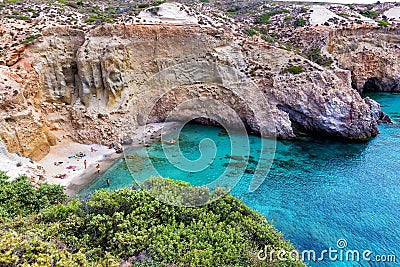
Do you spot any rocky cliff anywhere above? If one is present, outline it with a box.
[327,27,400,93]
[0,22,384,161]
[0,7,399,160]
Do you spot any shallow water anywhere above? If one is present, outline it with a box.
[80,93,400,266]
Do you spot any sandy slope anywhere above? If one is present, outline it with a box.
[384,7,400,22]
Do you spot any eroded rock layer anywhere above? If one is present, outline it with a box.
[0,24,385,160]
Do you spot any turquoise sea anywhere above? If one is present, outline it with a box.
[80,93,400,266]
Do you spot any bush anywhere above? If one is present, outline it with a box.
[0,172,66,219]
[283,66,304,74]
[360,10,378,19]
[243,29,257,36]
[255,9,290,24]
[294,18,307,27]
[377,19,390,26]
[0,230,89,266]
[0,176,304,266]
[337,13,350,17]
[284,16,292,22]
[21,34,41,44]
[138,3,149,8]
[305,48,334,67]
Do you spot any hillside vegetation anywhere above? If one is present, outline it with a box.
[0,173,303,266]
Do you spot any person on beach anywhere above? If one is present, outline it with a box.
[84,159,87,169]
[96,163,101,174]
[106,178,110,186]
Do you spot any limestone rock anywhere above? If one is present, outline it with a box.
[0,24,389,161]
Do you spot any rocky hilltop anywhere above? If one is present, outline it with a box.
[0,0,399,161]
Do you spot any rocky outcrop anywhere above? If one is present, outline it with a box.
[0,141,45,184]
[327,27,400,93]
[364,97,393,123]
[0,23,384,160]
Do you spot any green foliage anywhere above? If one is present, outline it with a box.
[85,13,112,23]
[0,230,89,266]
[360,10,378,19]
[243,29,257,36]
[97,113,105,119]
[21,34,41,44]
[57,0,78,8]
[200,0,210,2]
[377,19,390,27]
[255,9,290,24]
[256,13,271,24]
[305,48,334,67]
[280,42,300,53]
[17,15,31,20]
[294,18,307,27]
[0,175,303,266]
[283,66,304,75]
[0,172,66,219]
[337,13,350,17]
[284,16,292,22]
[153,0,165,5]
[300,7,309,13]
[138,3,149,8]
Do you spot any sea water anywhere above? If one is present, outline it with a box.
[80,93,400,267]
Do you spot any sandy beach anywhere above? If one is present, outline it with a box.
[38,122,178,197]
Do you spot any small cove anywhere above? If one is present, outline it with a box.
[80,93,400,266]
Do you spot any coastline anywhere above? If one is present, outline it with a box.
[39,122,179,197]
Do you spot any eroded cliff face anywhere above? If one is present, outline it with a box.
[0,24,382,160]
[327,27,400,92]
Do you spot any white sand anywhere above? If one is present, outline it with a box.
[38,122,177,196]
[138,2,198,24]
[309,6,345,26]
[0,142,42,180]
[38,141,116,187]
[384,7,400,22]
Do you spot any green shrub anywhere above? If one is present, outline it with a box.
[17,15,30,21]
[21,34,41,44]
[284,16,292,22]
[360,10,378,19]
[57,0,78,8]
[294,18,307,27]
[255,9,290,24]
[283,66,304,74]
[337,13,350,17]
[305,48,334,67]
[85,13,112,23]
[0,172,66,219]
[0,176,304,266]
[377,19,390,26]
[256,13,271,24]
[243,29,257,36]
[138,3,149,8]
